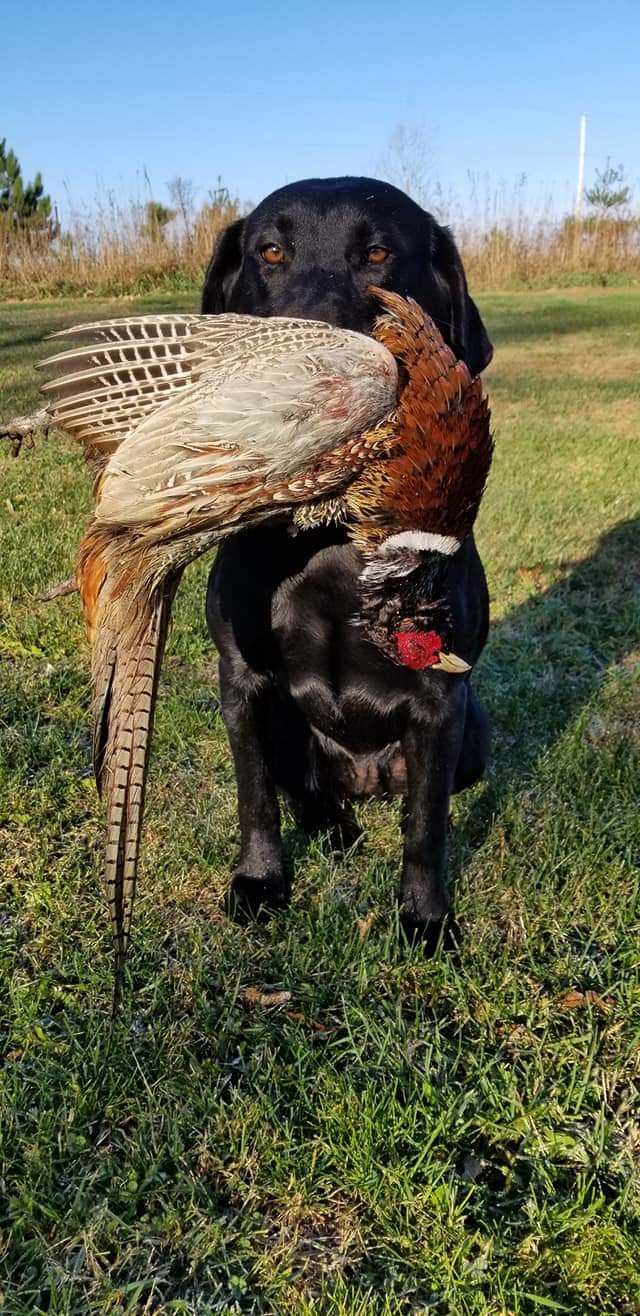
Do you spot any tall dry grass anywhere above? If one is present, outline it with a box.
[459,213,640,288]
[379,136,640,289]
[1,176,639,299]
[0,189,240,300]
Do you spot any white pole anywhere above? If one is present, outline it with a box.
[575,113,587,217]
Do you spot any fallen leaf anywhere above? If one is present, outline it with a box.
[517,564,546,588]
[4,1048,23,1062]
[497,1022,533,1047]
[285,1010,331,1033]
[558,989,614,1013]
[239,987,292,1009]
[357,912,376,941]
[620,649,640,673]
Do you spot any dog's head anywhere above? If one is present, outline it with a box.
[201,176,492,376]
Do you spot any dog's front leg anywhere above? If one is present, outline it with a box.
[399,682,467,941]
[218,658,289,915]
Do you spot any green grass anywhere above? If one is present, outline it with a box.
[1,287,639,1315]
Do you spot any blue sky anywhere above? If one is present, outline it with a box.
[4,0,638,220]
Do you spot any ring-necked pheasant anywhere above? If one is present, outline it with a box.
[39,288,492,997]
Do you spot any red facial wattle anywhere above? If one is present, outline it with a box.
[393,629,443,670]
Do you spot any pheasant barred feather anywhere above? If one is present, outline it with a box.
[77,527,180,997]
[39,316,203,459]
[39,313,377,462]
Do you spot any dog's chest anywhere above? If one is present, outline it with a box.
[311,730,409,797]
[272,542,434,752]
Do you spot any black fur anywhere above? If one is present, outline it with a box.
[202,177,493,939]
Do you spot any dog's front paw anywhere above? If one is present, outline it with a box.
[225,870,291,923]
[398,885,457,953]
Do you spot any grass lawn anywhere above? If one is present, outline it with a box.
[1,287,639,1314]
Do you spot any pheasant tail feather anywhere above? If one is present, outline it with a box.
[77,529,180,1006]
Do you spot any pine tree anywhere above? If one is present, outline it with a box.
[140,200,177,241]
[0,139,56,231]
[585,159,631,214]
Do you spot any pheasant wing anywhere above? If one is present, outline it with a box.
[38,313,372,462]
[93,335,398,540]
[38,316,204,459]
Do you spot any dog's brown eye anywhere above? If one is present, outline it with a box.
[261,243,285,265]
[366,245,390,265]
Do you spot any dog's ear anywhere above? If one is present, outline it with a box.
[432,224,493,375]
[201,217,246,314]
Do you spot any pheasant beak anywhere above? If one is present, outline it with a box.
[432,650,471,674]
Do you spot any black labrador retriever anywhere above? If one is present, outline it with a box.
[202,176,493,939]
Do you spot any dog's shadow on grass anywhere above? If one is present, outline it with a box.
[453,513,639,869]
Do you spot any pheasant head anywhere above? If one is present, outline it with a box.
[357,532,469,673]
